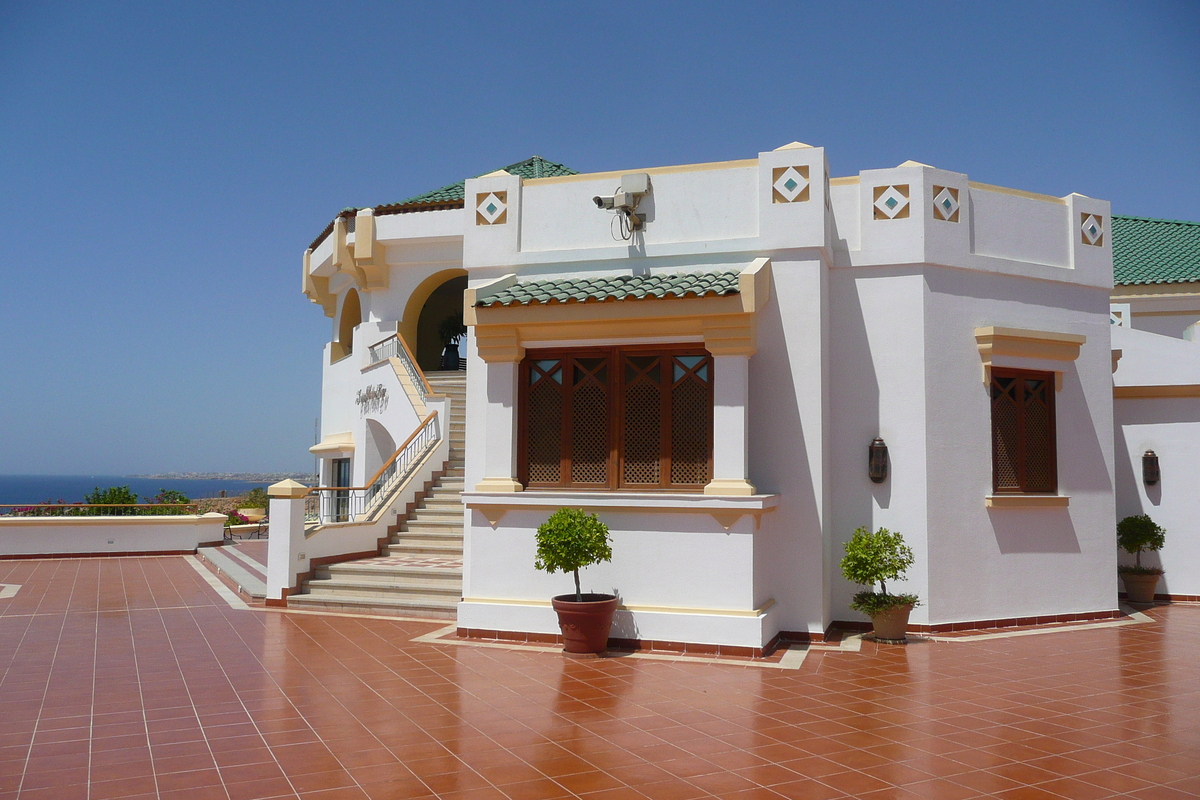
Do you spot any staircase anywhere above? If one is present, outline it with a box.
[288,372,466,618]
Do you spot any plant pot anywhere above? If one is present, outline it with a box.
[238,508,266,523]
[551,593,618,657]
[870,603,914,644]
[1120,571,1162,604]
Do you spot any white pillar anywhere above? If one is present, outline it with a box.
[266,480,309,604]
[474,360,523,492]
[706,354,756,496]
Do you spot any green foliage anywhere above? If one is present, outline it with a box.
[1117,514,1165,569]
[1118,564,1163,576]
[534,508,612,601]
[150,489,191,505]
[84,485,140,516]
[438,312,467,346]
[227,511,251,526]
[840,526,915,594]
[851,591,921,616]
[242,488,270,508]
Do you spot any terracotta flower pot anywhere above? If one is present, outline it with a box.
[1120,571,1162,604]
[870,603,914,644]
[551,593,618,656]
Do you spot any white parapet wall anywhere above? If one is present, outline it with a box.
[0,513,227,557]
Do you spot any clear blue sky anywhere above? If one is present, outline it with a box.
[1,1,1197,475]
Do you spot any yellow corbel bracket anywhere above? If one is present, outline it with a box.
[352,211,388,290]
[332,216,367,290]
[302,249,336,317]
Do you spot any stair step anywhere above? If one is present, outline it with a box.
[197,547,266,599]
[306,579,461,599]
[287,593,458,618]
[322,563,461,582]
[386,542,462,556]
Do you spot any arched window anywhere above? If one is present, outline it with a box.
[332,289,361,362]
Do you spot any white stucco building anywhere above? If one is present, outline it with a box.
[270,145,1199,655]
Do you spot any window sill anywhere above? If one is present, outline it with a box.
[461,490,779,529]
[985,494,1069,508]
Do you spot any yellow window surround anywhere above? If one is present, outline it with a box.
[974,326,1086,390]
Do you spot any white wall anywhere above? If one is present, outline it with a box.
[0,514,226,556]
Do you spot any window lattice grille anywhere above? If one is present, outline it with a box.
[671,375,711,485]
[570,360,609,484]
[527,365,563,484]
[623,378,661,485]
[992,378,1020,490]
[990,370,1055,494]
[1024,380,1053,492]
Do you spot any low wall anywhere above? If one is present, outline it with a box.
[0,513,227,557]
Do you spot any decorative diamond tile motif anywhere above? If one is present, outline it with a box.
[476,191,508,225]
[873,184,910,220]
[1081,213,1104,247]
[933,185,960,222]
[772,165,810,203]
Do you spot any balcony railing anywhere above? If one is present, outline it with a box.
[304,411,441,525]
[0,504,199,517]
[367,334,432,403]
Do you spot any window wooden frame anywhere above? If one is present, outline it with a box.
[517,344,714,491]
[990,367,1057,494]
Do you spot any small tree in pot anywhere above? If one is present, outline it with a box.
[438,313,467,370]
[841,526,920,644]
[1117,514,1165,604]
[535,508,617,657]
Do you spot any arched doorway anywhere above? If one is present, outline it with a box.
[415,275,467,372]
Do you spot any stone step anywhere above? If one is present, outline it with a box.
[401,519,464,532]
[407,509,463,521]
[306,579,461,600]
[287,593,458,619]
[197,547,266,599]
[322,563,461,583]
[386,541,462,557]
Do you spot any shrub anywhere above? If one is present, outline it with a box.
[241,487,270,509]
[438,313,467,347]
[146,489,191,515]
[1117,514,1165,572]
[84,485,139,516]
[227,511,250,526]
[534,508,612,602]
[841,526,920,614]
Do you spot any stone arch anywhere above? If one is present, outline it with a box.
[333,288,362,362]
[400,269,468,372]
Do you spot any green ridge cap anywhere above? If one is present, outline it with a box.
[379,155,578,212]
[478,270,742,307]
[1113,215,1200,286]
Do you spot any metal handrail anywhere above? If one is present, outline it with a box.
[304,411,442,525]
[368,333,432,402]
[0,503,200,517]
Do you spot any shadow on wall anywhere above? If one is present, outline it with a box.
[988,507,1081,554]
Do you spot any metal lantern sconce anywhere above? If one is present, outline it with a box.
[868,437,888,483]
[1143,450,1160,485]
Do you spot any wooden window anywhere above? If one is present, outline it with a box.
[518,346,713,491]
[991,368,1056,493]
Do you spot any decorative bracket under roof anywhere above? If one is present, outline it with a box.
[302,249,336,317]
[975,326,1086,390]
[329,211,388,292]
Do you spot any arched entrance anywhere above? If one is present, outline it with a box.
[332,288,362,362]
[414,275,468,372]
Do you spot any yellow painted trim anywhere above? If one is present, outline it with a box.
[1111,283,1200,298]
[1114,385,1200,398]
[738,258,772,313]
[463,273,517,326]
[522,158,758,186]
[302,249,336,318]
[968,181,1066,206]
[986,495,1070,508]
[460,596,776,618]
[704,479,756,497]
[399,268,469,356]
[829,176,859,186]
[269,479,310,499]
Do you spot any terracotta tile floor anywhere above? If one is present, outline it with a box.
[0,556,1197,800]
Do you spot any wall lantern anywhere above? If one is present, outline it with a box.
[1143,450,1160,485]
[868,437,889,483]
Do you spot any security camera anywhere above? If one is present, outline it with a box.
[593,195,615,210]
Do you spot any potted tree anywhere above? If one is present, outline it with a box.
[438,313,467,370]
[1117,514,1165,604]
[535,508,617,657]
[841,526,921,644]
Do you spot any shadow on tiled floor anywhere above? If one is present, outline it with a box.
[0,555,1197,800]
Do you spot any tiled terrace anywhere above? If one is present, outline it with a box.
[0,555,1197,800]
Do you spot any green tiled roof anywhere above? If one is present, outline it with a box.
[478,271,741,307]
[376,155,578,213]
[308,156,577,251]
[1113,215,1200,285]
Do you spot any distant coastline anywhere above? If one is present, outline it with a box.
[128,472,314,481]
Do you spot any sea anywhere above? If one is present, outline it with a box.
[0,475,277,506]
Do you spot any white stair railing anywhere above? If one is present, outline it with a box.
[368,333,431,405]
[305,411,441,525]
